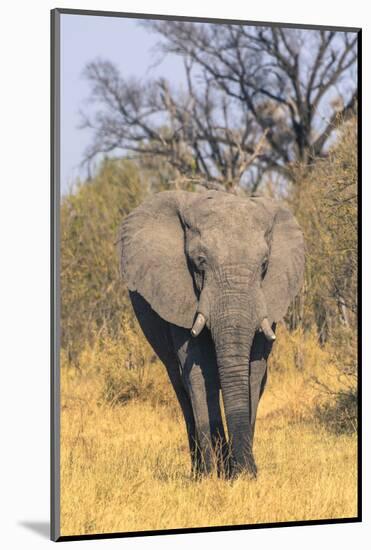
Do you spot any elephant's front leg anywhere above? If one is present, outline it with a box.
[170,327,229,476]
[163,359,202,476]
[187,364,227,476]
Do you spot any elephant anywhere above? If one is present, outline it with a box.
[118,189,304,479]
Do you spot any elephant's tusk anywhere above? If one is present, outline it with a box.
[260,318,276,341]
[191,313,206,337]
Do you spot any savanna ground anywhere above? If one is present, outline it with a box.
[60,325,357,536]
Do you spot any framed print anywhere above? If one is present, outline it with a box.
[51,8,361,541]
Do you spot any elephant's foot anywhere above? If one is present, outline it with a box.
[190,450,213,479]
[191,456,234,480]
[190,461,213,481]
[228,454,258,480]
[190,452,226,480]
[190,439,237,480]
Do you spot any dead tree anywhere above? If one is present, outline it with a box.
[81,24,357,191]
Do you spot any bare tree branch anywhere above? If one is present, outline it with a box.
[81,25,357,191]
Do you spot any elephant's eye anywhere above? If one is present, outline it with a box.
[196,255,206,269]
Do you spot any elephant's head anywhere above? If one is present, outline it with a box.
[119,190,304,475]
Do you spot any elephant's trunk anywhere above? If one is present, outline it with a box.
[210,286,263,477]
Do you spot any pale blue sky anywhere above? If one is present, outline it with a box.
[60,14,186,193]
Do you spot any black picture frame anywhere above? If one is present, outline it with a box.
[51,8,362,542]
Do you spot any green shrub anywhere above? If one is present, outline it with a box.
[61,159,147,360]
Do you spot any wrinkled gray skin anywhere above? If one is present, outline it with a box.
[118,190,304,478]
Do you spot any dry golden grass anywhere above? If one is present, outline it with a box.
[60,326,357,536]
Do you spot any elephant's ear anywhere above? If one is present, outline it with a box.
[118,191,198,328]
[254,198,305,323]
